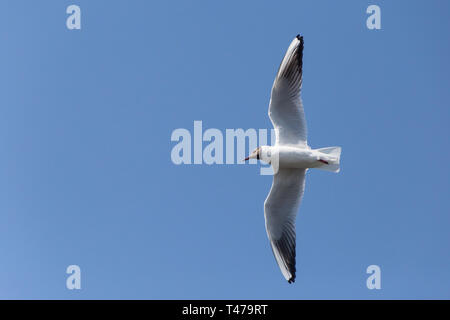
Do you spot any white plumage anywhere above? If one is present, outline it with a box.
[245,35,342,283]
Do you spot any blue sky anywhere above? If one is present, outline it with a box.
[1,0,449,299]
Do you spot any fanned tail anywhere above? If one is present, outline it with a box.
[316,146,341,173]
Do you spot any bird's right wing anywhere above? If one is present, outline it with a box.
[269,35,307,147]
[264,168,306,283]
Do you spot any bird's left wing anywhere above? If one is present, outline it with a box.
[264,168,306,283]
[269,35,307,147]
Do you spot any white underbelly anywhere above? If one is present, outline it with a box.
[275,147,318,169]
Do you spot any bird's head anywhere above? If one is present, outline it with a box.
[244,146,261,161]
[244,146,272,163]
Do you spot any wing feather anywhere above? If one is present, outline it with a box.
[269,35,307,147]
[264,168,306,283]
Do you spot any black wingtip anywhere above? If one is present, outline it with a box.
[296,34,303,42]
[288,276,296,284]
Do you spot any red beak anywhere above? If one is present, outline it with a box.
[244,157,250,161]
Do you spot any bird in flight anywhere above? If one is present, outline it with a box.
[244,35,342,283]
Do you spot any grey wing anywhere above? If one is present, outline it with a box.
[269,35,307,147]
[264,168,306,283]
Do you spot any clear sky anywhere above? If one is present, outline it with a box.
[1,0,449,299]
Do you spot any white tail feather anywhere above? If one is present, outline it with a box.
[316,146,341,173]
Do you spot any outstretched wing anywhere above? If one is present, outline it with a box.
[269,35,307,147]
[264,168,306,283]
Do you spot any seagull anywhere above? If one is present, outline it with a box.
[244,35,342,283]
